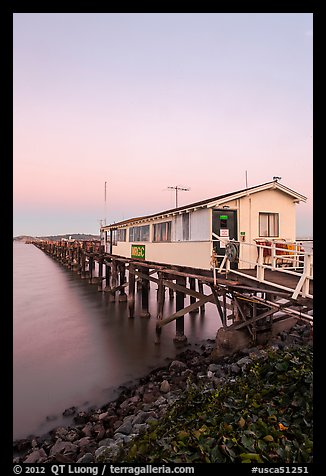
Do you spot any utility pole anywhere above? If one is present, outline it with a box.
[167,185,190,208]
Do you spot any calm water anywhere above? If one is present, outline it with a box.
[13,243,222,440]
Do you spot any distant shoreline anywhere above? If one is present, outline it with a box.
[13,234,100,242]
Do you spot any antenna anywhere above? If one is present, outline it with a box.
[167,185,190,208]
[104,181,107,225]
[245,170,248,189]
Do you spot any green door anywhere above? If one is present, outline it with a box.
[212,209,238,269]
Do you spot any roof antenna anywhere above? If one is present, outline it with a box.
[273,176,282,182]
[245,170,248,189]
[167,185,190,208]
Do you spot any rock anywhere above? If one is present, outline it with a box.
[24,448,47,463]
[207,363,220,372]
[65,429,80,442]
[114,417,133,435]
[129,395,141,404]
[92,422,106,440]
[114,433,134,444]
[236,357,252,367]
[169,360,187,372]
[160,380,170,393]
[77,437,92,447]
[272,317,297,337]
[181,368,193,379]
[142,392,157,404]
[53,453,76,463]
[13,439,32,453]
[212,327,252,359]
[49,439,78,456]
[63,406,77,417]
[98,437,115,447]
[230,363,241,374]
[189,356,201,366]
[77,453,94,463]
[153,396,167,407]
[95,444,121,462]
[54,427,68,440]
[132,410,157,426]
[81,422,94,437]
[73,411,89,424]
[133,423,149,434]
[98,412,109,421]
[207,370,214,378]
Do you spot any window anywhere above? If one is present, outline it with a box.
[182,213,190,241]
[259,213,279,237]
[129,225,150,242]
[153,221,171,242]
[111,229,117,246]
[117,229,126,242]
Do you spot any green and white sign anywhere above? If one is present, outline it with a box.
[131,244,145,260]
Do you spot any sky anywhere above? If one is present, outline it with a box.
[13,13,313,238]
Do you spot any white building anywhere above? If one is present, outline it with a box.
[100,180,306,271]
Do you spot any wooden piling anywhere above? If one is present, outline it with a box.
[110,260,118,302]
[157,271,165,321]
[136,278,143,291]
[128,264,136,318]
[140,267,150,318]
[174,275,187,342]
[118,262,127,302]
[189,277,199,314]
[81,243,87,279]
[88,247,94,283]
[104,260,111,291]
[98,257,103,291]
[197,280,205,313]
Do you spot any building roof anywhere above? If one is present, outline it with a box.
[101,180,307,230]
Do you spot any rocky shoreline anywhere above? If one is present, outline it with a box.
[13,321,312,464]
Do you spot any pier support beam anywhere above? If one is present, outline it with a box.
[88,247,94,283]
[157,272,165,321]
[137,278,143,291]
[81,243,87,278]
[97,258,103,291]
[104,260,111,291]
[140,267,150,318]
[128,265,136,318]
[110,260,118,302]
[118,263,127,302]
[189,277,199,314]
[198,280,205,313]
[174,275,187,343]
[155,271,165,344]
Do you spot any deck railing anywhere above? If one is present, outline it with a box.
[212,234,313,299]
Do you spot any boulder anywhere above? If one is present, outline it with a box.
[49,439,78,457]
[211,327,252,359]
[160,380,170,393]
[24,448,47,463]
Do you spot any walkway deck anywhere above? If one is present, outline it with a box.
[229,268,313,301]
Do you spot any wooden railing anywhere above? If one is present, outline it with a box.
[212,234,313,300]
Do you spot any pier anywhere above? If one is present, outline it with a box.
[30,238,313,353]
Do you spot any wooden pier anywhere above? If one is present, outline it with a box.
[30,239,313,352]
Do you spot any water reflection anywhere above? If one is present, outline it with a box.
[13,243,221,439]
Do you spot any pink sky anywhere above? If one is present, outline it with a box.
[13,13,313,237]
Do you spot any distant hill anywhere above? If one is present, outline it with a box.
[13,235,37,243]
[13,233,100,242]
